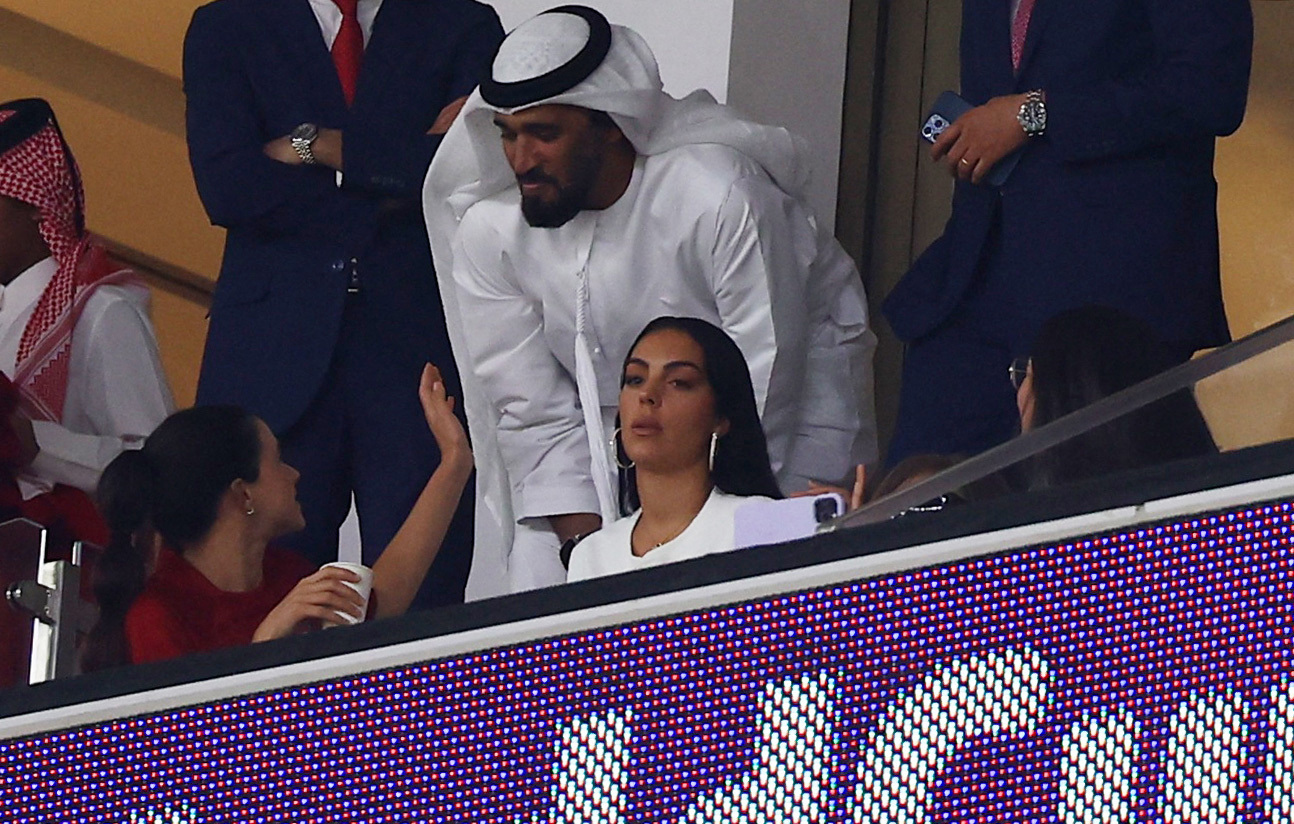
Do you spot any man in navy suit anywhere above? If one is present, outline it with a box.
[183,0,503,606]
[884,0,1252,465]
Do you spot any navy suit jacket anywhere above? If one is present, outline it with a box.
[884,0,1252,352]
[185,0,503,433]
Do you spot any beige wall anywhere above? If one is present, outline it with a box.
[1218,3,1294,336]
[1,0,194,77]
[1195,1,1294,449]
[144,283,208,410]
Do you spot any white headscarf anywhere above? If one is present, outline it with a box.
[427,11,813,235]
[423,8,824,597]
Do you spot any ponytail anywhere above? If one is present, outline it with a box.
[82,449,157,672]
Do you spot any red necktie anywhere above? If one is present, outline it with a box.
[332,0,363,106]
[1011,0,1037,72]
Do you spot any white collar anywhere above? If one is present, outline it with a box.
[0,256,57,315]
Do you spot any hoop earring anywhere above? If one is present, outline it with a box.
[708,432,718,473]
[245,502,255,517]
[610,427,635,470]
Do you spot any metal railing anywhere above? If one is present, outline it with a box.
[825,313,1294,532]
[2,520,99,684]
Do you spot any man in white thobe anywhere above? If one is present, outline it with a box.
[425,6,876,596]
[0,98,173,539]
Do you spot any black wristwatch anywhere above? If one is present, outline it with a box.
[559,532,590,570]
[290,122,319,165]
[1017,90,1047,137]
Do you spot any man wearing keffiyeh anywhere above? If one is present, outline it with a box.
[0,98,173,544]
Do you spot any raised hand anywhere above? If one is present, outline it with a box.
[362,364,475,620]
[792,464,866,512]
[419,363,472,475]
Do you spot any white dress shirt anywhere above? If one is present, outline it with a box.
[306,0,384,48]
[306,0,384,186]
[0,257,174,498]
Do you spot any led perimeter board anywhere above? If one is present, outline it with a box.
[2,475,1294,823]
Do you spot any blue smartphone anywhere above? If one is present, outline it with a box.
[921,90,1022,187]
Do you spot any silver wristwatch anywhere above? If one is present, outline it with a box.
[290,122,319,165]
[1017,90,1046,137]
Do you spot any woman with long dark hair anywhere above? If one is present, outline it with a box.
[1015,305,1217,488]
[566,317,781,580]
[82,365,472,670]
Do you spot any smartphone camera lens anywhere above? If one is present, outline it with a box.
[814,497,839,523]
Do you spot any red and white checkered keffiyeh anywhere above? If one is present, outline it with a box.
[0,102,140,423]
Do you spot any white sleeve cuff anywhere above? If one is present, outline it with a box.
[27,420,136,494]
[513,482,602,523]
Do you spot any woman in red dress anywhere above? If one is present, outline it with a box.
[83,364,472,669]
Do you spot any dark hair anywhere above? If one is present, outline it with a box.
[81,406,262,671]
[617,317,782,513]
[1025,305,1217,488]
[587,109,618,132]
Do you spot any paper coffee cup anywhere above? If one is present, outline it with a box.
[321,561,373,626]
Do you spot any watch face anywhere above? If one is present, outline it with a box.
[1019,101,1046,134]
[291,123,318,142]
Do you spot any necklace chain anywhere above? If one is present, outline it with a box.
[635,521,687,552]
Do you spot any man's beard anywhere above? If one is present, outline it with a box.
[518,148,602,228]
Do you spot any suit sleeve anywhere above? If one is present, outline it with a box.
[452,215,601,521]
[1044,0,1252,162]
[183,3,374,236]
[342,7,504,201]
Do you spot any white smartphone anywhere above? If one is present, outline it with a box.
[733,493,845,551]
